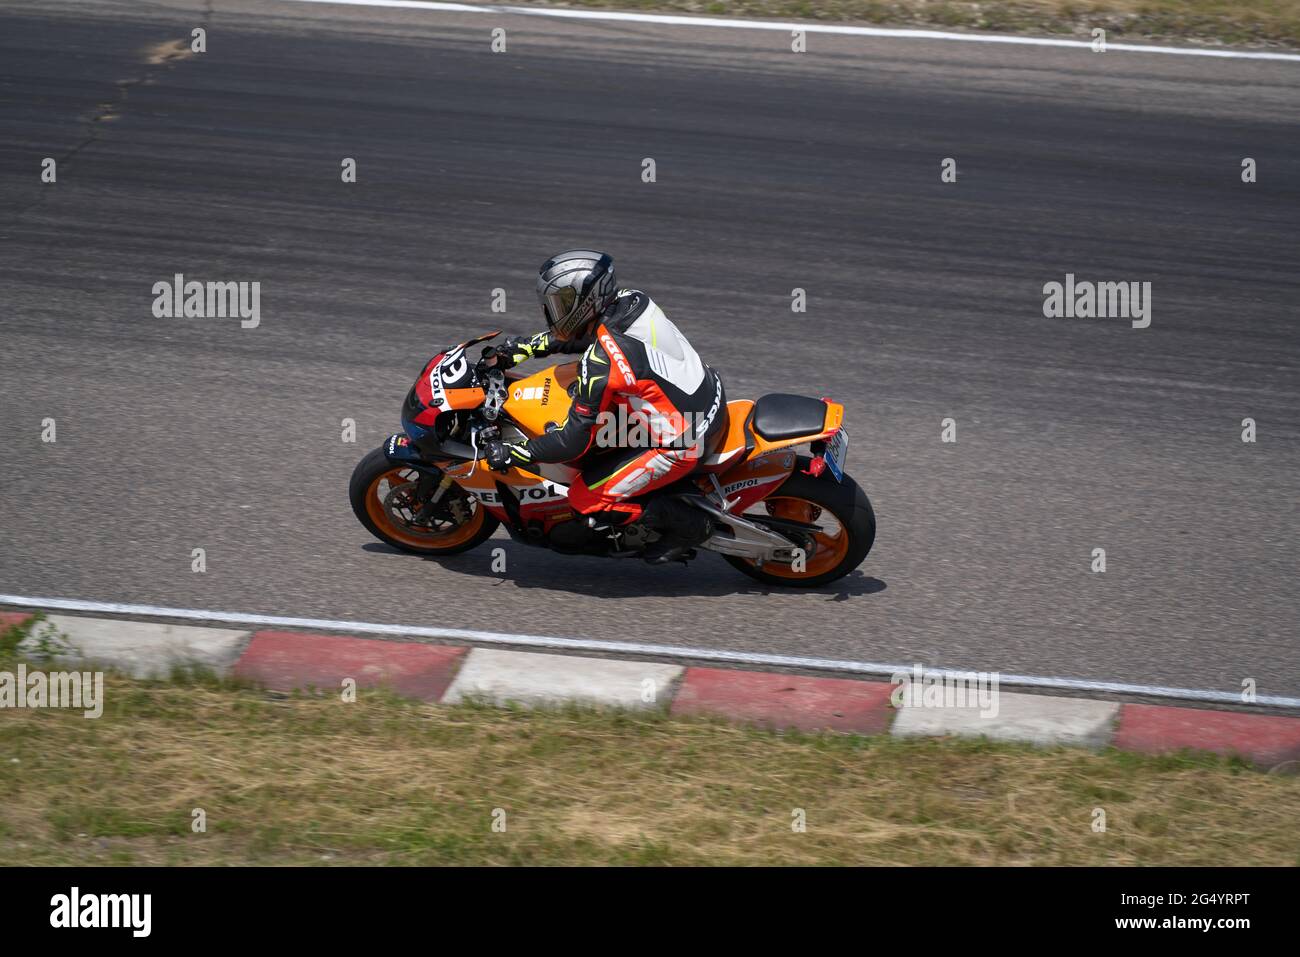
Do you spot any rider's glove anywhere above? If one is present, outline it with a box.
[482,438,531,473]
[484,343,517,370]
[488,336,532,370]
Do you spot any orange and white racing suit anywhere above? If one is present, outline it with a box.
[499,289,727,523]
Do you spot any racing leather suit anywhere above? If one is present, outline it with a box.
[500,289,727,522]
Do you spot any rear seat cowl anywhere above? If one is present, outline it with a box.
[750,393,829,442]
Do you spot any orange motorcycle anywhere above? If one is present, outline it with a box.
[349,332,875,586]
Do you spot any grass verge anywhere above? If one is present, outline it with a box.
[488,1,1300,50]
[0,617,1297,865]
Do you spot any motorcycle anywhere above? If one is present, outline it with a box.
[349,332,875,586]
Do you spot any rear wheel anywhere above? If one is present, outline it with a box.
[349,447,498,555]
[723,458,875,588]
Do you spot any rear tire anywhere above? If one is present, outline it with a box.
[723,458,875,588]
[349,447,499,555]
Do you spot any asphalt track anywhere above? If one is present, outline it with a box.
[1,0,1297,702]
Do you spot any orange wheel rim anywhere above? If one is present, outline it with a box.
[748,496,849,579]
[364,468,484,549]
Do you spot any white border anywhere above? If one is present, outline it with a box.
[279,0,1300,62]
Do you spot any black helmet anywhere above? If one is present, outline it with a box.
[536,249,617,340]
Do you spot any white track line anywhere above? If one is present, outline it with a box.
[279,0,1300,62]
[3,594,1298,709]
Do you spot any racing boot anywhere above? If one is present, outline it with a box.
[640,496,711,565]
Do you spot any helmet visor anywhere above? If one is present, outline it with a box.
[542,286,578,332]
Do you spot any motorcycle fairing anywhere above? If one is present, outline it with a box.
[503,362,578,438]
[413,332,501,418]
[441,458,575,531]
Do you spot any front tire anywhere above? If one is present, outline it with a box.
[349,447,499,555]
[724,458,876,588]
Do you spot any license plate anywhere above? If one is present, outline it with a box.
[824,428,848,482]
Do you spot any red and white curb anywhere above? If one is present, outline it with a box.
[4,611,1299,769]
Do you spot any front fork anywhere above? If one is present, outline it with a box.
[415,472,457,522]
[384,433,455,521]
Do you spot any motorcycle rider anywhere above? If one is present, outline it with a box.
[480,250,727,564]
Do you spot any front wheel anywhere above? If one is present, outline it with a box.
[349,447,499,555]
[723,458,876,588]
